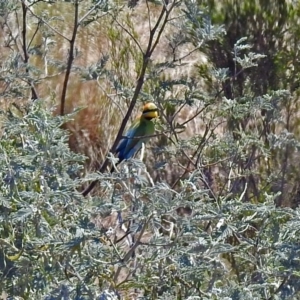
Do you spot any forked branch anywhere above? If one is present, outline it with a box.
[82,1,176,196]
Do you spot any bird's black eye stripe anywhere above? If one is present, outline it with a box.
[143,108,158,113]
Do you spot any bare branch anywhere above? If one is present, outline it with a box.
[60,0,79,116]
[27,20,41,50]
[83,2,176,196]
[25,3,69,41]
[111,15,144,55]
[78,0,109,25]
[145,0,152,33]
[179,103,210,127]
[96,78,125,118]
[21,0,38,100]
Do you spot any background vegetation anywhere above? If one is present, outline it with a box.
[1,0,300,299]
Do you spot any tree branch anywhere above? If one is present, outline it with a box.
[21,1,38,101]
[82,2,175,196]
[60,0,79,116]
[25,3,69,41]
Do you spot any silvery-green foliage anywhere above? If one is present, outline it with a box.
[2,0,300,299]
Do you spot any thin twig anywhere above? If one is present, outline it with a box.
[149,6,170,56]
[96,77,125,118]
[122,214,153,263]
[145,0,152,33]
[66,262,94,298]
[78,0,108,25]
[170,124,211,189]
[267,275,291,300]
[180,103,210,127]
[83,2,174,196]
[173,44,202,63]
[24,3,68,41]
[194,126,209,166]
[60,0,79,116]
[27,20,41,50]
[170,100,188,123]
[110,16,144,55]
[21,1,38,100]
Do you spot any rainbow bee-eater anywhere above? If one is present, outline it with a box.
[111,102,158,172]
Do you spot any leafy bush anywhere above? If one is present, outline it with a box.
[1,0,300,299]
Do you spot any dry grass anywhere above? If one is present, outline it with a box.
[0,1,208,179]
[2,0,299,201]
[2,1,300,297]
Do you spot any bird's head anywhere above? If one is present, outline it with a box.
[142,102,158,120]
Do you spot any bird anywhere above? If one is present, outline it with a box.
[111,102,158,172]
